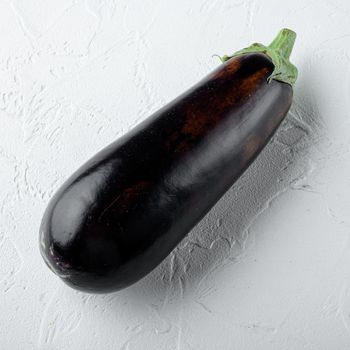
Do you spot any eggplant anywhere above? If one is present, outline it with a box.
[40,29,298,293]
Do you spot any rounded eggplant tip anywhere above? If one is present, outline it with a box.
[39,216,75,280]
[39,201,127,293]
[39,232,121,293]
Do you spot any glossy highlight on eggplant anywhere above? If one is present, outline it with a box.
[40,29,298,293]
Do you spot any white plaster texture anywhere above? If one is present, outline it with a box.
[1,0,350,349]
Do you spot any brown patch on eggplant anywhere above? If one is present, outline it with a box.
[214,57,241,80]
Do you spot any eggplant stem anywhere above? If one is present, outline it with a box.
[268,28,296,61]
[219,28,298,87]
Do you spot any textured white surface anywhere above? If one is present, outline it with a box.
[1,0,350,349]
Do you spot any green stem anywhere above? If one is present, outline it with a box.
[268,28,296,60]
[220,28,298,87]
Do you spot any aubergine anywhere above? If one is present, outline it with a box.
[40,29,298,293]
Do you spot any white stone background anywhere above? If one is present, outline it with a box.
[1,0,350,349]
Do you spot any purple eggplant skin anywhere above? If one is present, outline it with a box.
[39,52,292,293]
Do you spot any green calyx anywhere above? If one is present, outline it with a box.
[220,28,298,86]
